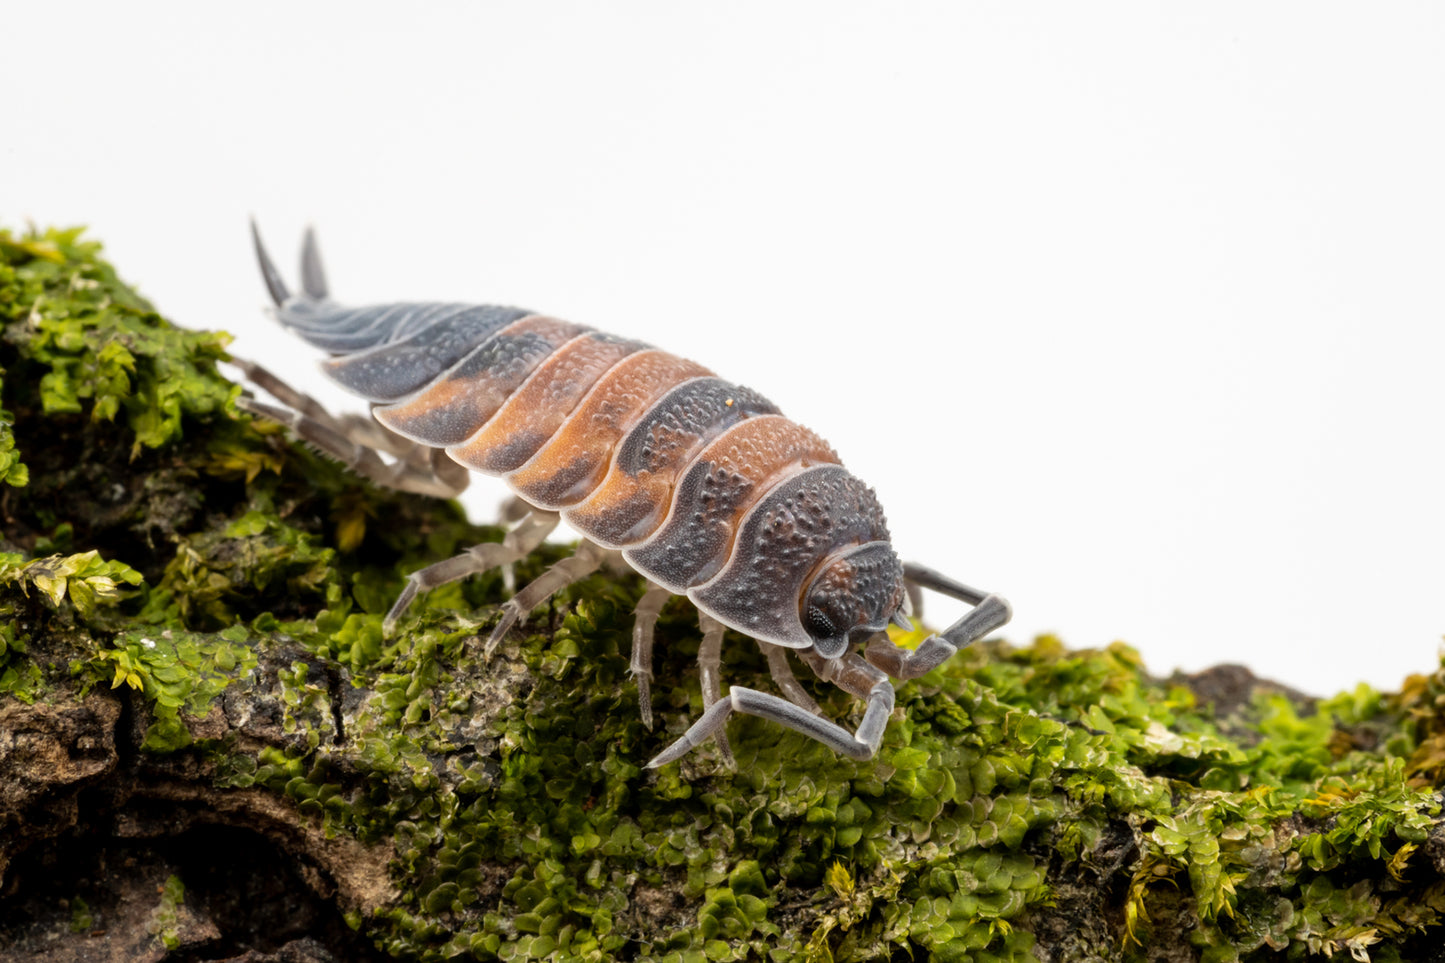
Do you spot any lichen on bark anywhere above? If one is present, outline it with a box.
[2,225,1445,962]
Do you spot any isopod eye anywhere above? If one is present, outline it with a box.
[805,607,836,640]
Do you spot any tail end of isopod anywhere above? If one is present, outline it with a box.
[299,226,330,300]
[250,218,290,306]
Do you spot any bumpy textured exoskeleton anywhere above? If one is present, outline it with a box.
[239,225,1012,768]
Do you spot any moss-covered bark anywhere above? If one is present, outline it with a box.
[1,226,1444,962]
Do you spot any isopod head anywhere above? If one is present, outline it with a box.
[801,541,907,659]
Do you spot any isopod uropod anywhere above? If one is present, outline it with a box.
[238,224,1011,768]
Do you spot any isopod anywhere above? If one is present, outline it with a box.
[237,224,1011,768]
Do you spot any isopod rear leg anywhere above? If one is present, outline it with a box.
[697,614,735,767]
[234,356,464,482]
[631,581,672,729]
[384,511,559,635]
[647,652,896,768]
[340,410,471,489]
[484,539,607,657]
[500,495,534,523]
[230,357,343,434]
[497,496,538,593]
[238,394,470,499]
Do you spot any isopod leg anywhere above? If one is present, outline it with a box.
[648,653,895,768]
[238,394,470,499]
[339,412,472,490]
[230,357,343,433]
[697,614,735,768]
[648,675,893,768]
[870,565,1012,679]
[234,356,466,487]
[901,562,993,608]
[500,496,534,523]
[904,580,925,622]
[759,643,822,716]
[497,497,538,593]
[384,511,559,636]
[631,581,671,729]
[485,539,607,657]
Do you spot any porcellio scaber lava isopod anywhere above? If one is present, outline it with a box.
[237,224,1012,768]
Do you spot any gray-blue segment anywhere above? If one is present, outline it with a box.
[250,221,501,355]
[278,301,478,354]
[374,322,591,446]
[319,305,535,402]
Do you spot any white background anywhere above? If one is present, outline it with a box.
[5,4,1444,697]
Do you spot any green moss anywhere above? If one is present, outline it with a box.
[0,227,234,456]
[67,895,93,935]
[5,224,1445,961]
[0,549,144,620]
[141,507,340,630]
[0,380,26,488]
[0,548,144,702]
[92,628,258,751]
[147,874,187,951]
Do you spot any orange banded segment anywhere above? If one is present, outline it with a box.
[503,350,712,509]
[563,378,779,548]
[373,316,586,446]
[447,332,648,475]
[623,414,842,592]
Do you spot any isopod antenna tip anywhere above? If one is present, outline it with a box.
[250,218,291,306]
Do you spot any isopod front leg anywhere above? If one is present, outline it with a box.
[759,642,822,716]
[869,564,1012,680]
[697,614,735,768]
[384,511,559,636]
[904,580,924,623]
[902,562,998,609]
[631,581,672,729]
[648,652,896,768]
[484,539,607,657]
